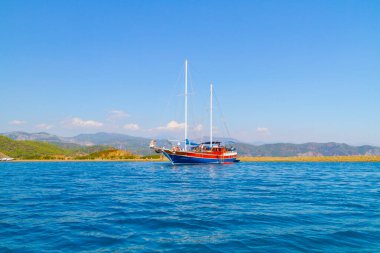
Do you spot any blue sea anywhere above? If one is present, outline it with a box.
[0,162,379,252]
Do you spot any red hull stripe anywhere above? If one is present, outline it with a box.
[165,150,237,160]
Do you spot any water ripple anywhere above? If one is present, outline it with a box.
[0,162,380,252]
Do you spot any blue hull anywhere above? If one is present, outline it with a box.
[163,152,238,164]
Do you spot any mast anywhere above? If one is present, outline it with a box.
[184,59,188,151]
[210,82,213,148]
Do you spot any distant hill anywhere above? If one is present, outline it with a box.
[2,131,65,142]
[2,131,380,157]
[234,142,380,157]
[77,149,139,160]
[71,132,155,154]
[1,131,159,155]
[0,135,71,159]
[0,151,9,158]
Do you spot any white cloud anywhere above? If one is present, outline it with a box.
[63,117,104,129]
[36,123,52,130]
[108,110,129,120]
[123,123,140,131]
[256,127,269,133]
[9,120,26,125]
[194,124,203,131]
[157,120,185,131]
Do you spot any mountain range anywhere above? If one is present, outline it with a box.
[0,131,162,156]
[2,131,380,157]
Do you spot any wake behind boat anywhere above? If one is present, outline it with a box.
[150,60,239,164]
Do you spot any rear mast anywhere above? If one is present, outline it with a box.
[210,82,213,148]
[184,59,188,151]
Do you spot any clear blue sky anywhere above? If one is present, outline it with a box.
[1,0,379,145]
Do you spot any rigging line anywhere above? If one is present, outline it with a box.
[190,64,213,141]
[160,63,186,143]
[189,64,225,141]
[187,62,204,141]
[163,64,184,112]
[192,104,208,143]
[187,62,196,132]
[213,89,232,139]
[188,61,196,97]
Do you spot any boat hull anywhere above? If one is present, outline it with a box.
[162,150,238,164]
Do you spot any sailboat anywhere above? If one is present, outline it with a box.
[150,60,239,164]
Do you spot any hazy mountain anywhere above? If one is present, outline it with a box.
[2,131,380,157]
[234,142,380,157]
[198,136,240,143]
[70,132,157,154]
[1,131,164,155]
[72,132,148,145]
[2,131,64,142]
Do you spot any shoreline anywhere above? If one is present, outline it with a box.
[4,156,380,162]
[239,156,380,162]
[7,159,166,162]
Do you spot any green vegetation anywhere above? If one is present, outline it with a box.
[0,136,72,159]
[141,154,162,159]
[52,142,112,154]
[3,132,380,162]
[4,131,380,157]
[0,136,140,160]
[76,149,139,160]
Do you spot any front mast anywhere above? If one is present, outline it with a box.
[184,59,188,151]
[210,82,213,148]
